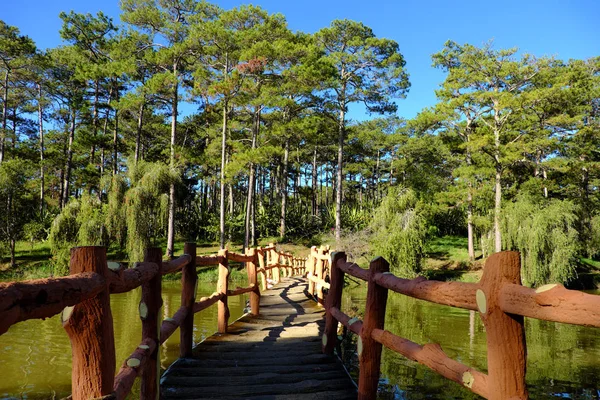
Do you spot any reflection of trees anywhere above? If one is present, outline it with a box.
[340,283,600,398]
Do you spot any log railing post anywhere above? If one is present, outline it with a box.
[269,243,280,284]
[307,246,317,296]
[217,249,230,333]
[265,246,272,281]
[315,248,325,305]
[358,256,389,400]
[246,247,260,315]
[62,246,115,399]
[140,247,162,400]
[323,252,346,355]
[180,242,197,358]
[478,251,527,399]
[257,247,267,292]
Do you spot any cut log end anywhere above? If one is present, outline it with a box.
[535,283,558,293]
[107,261,121,271]
[348,317,359,325]
[138,344,150,350]
[126,358,141,368]
[322,334,327,347]
[61,305,75,324]
[139,302,148,320]
[476,289,487,314]
[462,371,474,388]
[357,336,363,356]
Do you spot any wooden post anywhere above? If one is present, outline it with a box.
[307,246,317,295]
[257,247,267,292]
[63,246,115,399]
[315,248,325,305]
[358,256,389,400]
[140,247,162,400]
[323,252,346,355]
[270,244,280,284]
[180,242,197,358]
[217,249,230,333]
[478,251,527,399]
[246,247,260,315]
[288,253,293,276]
[265,246,272,281]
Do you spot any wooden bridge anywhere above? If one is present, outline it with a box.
[1,242,600,400]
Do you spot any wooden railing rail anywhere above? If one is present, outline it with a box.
[322,250,600,400]
[0,242,306,400]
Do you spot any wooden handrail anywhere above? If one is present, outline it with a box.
[322,250,600,400]
[0,242,304,400]
[162,254,191,275]
[0,272,106,335]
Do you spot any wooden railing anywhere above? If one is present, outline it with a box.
[322,250,600,400]
[304,245,332,305]
[0,242,307,400]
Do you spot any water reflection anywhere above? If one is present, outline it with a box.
[0,281,247,399]
[341,283,600,399]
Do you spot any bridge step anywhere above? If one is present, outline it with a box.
[161,278,357,399]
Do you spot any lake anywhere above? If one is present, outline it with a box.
[0,281,248,399]
[341,284,600,399]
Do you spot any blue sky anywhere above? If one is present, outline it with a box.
[3,0,599,121]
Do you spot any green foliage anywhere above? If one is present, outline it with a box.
[503,196,580,286]
[369,187,426,277]
[48,199,80,275]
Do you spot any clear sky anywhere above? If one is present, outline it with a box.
[3,0,599,121]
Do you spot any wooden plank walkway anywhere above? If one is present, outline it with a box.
[160,277,357,399]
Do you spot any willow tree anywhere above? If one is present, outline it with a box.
[433,41,546,253]
[369,187,425,277]
[121,0,217,257]
[314,20,410,242]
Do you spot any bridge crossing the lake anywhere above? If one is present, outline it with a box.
[1,243,600,399]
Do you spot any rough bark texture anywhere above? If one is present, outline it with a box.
[479,251,527,399]
[358,256,389,400]
[180,242,197,358]
[323,252,346,354]
[217,249,230,334]
[307,246,317,296]
[245,247,260,315]
[371,329,489,398]
[280,139,289,238]
[374,274,478,311]
[140,248,162,400]
[112,338,156,400]
[62,246,115,400]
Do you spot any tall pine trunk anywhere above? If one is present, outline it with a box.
[279,139,289,238]
[1,70,8,164]
[493,103,502,253]
[166,68,178,258]
[62,109,76,208]
[37,83,45,216]
[312,147,318,216]
[135,100,145,164]
[335,106,345,242]
[219,100,228,248]
[244,107,259,249]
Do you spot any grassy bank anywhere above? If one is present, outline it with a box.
[0,238,312,282]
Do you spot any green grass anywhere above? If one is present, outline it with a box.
[0,238,312,282]
[425,235,481,263]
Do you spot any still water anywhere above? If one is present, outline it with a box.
[0,281,248,399]
[341,284,600,399]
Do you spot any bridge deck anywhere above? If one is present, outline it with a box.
[160,277,357,399]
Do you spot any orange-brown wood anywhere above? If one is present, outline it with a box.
[330,306,363,335]
[245,247,260,315]
[193,292,223,313]
[62,246,116,400]
[217,249,230,333]
[140,248,162,400]
[323,252,346,354]
[112,337,156,400]
[270,245,280,283]
[196,255,222,266]
[0,272,105,335]
[180,242,197,358]
[160,305,188,345]
[227,284,257,296]
[338,260,370,282]
[479,251,527,400]
[374,273,478,311]
[315,248,325,305]
[108,261,159,294]
[161,254,191,275]
[227,251,255,263]
[371,328,489,398]
[358,256,389,400]
[307,246,316,295]
[499,282,600,327]
[257,248,267,292]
